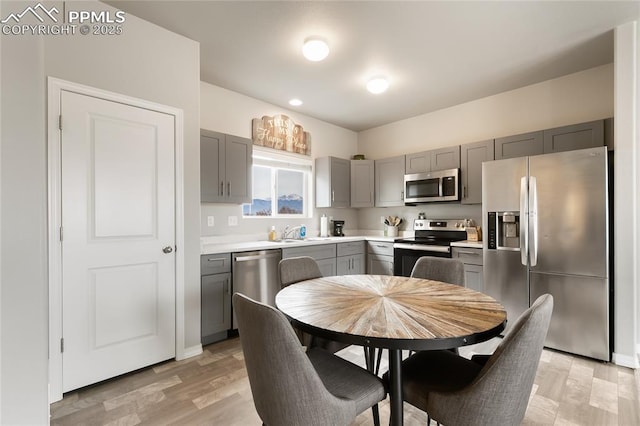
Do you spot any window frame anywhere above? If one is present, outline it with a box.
[242,147,313,219]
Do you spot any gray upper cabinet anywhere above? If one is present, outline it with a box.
[375,155,405,207]
[431,146,460,171]
[405,146,460,174]
[543,120,604,154]
[201,130,252,204]
[350,160,375,208]
[494,131,544,160]
[316,156,350,208]
[405,151,431,174]
[460,139,494,205]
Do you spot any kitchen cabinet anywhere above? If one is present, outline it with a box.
[282,244,337,277]
[460,139,494,205]
[350,160,375,208]
[367,241,394,275]
[336,241,365,275]
[405,146,461,174]
[316,156,350,208]
[201,130,252,204]
[452,247,483,293]
[375,155,405,207]
[201,253,232,345]
[494,131,544,160]
[543,120,604,153]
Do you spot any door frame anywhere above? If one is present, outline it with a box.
[47,77,186,402]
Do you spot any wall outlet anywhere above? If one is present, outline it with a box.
[207,216,214,227]
[228,216,238,226]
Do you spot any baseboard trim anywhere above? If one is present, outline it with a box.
[612,351,640,368]
[178,344,203,361]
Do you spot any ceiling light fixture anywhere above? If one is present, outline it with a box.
[367,77,389,94]
[289,98,303,106]
[302,37,329,62]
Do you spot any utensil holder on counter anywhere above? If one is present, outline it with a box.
[386,225,398,237]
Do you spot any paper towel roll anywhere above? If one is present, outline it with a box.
[320,215,328,237]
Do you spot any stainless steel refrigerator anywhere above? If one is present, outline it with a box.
[482,146,610,361]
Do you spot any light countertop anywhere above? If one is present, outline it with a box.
[201,235,398,255]
[451,240,483,249]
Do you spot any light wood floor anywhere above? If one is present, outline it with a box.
[50,337,640,425]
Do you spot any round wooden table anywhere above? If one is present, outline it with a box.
[275,274,507,426]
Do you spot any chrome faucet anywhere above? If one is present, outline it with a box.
[282,225,302,240]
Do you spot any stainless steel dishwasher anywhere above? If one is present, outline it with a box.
[232,249,282,329]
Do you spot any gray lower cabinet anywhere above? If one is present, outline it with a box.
[282,244,337,277]
[375,155,405,207]
[367,241,394,275]
[543,120,604,153]
[336,241,365,275]
[201,253,232,345]
[316,156,350,208]
[452,247,483,293]
[350,160,375,208]
[494,131,544,160]
[201,130,252,204]
[460,139,494,205]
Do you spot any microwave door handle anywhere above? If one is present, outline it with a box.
[520,176,528,266]
[438,178,444,197]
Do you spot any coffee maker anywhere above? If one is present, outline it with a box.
[332,220,345,237]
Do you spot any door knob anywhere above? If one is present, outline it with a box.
[163,246,173,254]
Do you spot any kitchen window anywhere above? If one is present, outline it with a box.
[242,148,311,218]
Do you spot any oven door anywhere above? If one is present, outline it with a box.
[393,243,452,277]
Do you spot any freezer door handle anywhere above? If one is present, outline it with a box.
[520,176,528,266]
[529,176,538,267]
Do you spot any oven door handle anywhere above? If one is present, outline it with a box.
[393,243,450,253]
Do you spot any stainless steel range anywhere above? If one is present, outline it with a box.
[393,219,468,276]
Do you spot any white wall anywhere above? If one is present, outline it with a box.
[614,21,639,367]
[358,64,614,159]
[0,10,49,424]
[200,82,359,238]
[1,1,201,420]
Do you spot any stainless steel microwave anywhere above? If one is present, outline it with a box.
[404,168,460,203]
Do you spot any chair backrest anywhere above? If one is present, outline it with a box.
[432,294,553,425]
[278,256,322,288]
[410,256,465,286]
[232,293,354,425]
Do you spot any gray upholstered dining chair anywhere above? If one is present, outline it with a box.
[410,256,465,286]
[279,255,323,288]
[278,256,350,354]
[391,293,553,426]
[233,293,386,426]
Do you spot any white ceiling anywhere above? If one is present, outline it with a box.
[104,1,639,132]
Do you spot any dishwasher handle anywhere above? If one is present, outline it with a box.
[234,252,282,262]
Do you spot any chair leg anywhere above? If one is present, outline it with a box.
[372,403,380,426]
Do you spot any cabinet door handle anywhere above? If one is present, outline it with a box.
[226,280,231,295]
[332,190,335,202]
[463,185,467,198]
[220,182,224,196]
[227,182,230,196]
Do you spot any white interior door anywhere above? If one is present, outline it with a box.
[61,91,176,392]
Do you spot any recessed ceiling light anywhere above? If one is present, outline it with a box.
[367,77,389,94]
[302,37,329,62]
[289,98,303,106]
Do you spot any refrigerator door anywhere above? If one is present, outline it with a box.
[528,147,608,278]
[482,157,528,330]
[484,250,529,330]
[482,157,527,213]
[530,271,609,361]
